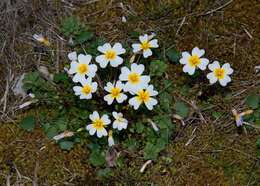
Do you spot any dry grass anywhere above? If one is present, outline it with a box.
[0,0,259,185]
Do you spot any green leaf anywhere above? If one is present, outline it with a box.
[212,111,223,119]
[149,60,167,77]
[174,101,189,118]
[166,48,180,63]
[135,122,145,133]
[159,92,172,112]
[59,141,74,150]
[46,127,58,139]
[246,94,259,109]
[256,138,260,149]
[97,168,113,179]
[89,150,106,167]
[75,30,93,44]
[20,115,36,131]
[53,72,69,83]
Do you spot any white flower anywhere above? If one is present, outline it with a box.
[119,63,150,93]
[68,53,97,82]
[104,81,127,105]
[207,61,234,86]
[33,34,50,46]
[96,43,126,68]
[108,130,115,146]
[180,47,209,75]
[86,111,111,138]
[129,85,158,110]
[132,34,159,58]
[73,77,97,99]
[112,111,128,130]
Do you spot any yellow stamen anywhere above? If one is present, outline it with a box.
[93,119,104,130]
[137,90,150,103]
[82,85,92,95]
[128,72,140,84]
[141,41,151,50]
[105,50,116,60]
[214,68,225,79]
[110,87,121,98]
[188,55,201,67]
[77,64,88,74]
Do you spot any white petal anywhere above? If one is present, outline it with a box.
[179,57,188,65]
[145,98,158,110]
[78,54,91,64]
[90,111,99,121]
[131,63,144,74]
[97,128,107,138]
[208,61,220,71]
[110,56,123,67]
[68,51,77,61]
[140,75,151,85]
[73,86,82,93]
[104,82,113,92]
[182,51,191,59]
[139,34,148,43]
[72,73,85,82]
[129,97,141,110]
[98,43,111,53]
[206,72,218,84]
[68,61,78,74]
[146,85,158,96]
[112,111,118,119]
[143,49,152,58]
[116,93,127,103]
[96,55,109,68]
[183,64,195,75]
[91,82,98,92]
[192,47,205,57]
[222,63,234,75]
[132,44,142,53]
[113,43,126,55]
[119,67,130,81]
[115,81,124,90]
[219,75,231,87]
[80,93,92,99]
[197,58,209,70]
[101,115,111,125]
[104,94,114,105]
[86,125,96,135]
[149,39,159,48]
[87,64,97,78]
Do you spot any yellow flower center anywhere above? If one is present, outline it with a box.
[93,119,104,130]
[110,87,121,98]
[77,64,88,74]
[105,50,116,60]
[82,84,92,95]
[141,41,151,50]
[214,68,225,79]
[128,72,140,84]
[188,55,201,67]
[137,90,150,103]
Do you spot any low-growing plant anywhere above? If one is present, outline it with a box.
[22,17,245,175]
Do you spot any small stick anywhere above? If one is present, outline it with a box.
[140,160,152,173]
[200,0,233,16]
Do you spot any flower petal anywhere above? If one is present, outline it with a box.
[143,49,152,58]
[149,39,159,48]
[139,34,148,43]
[87,64,97,78]
[68,61,78,74]
[119,66,130,81]
[208,61,220,71]
[78,54,91,64]
[110,56,123,67]
[104,94,114,105]
[116,93,127,103]
[113,43,126,55]
[206,72,218,85]
[90,111,99,121]
[98,43,111,53]
[129,97,141,110]
[68,51,77,61]
[183,64,195,75]
[219,75,231,87]
[197,58,209,70]
[131,63,144,74]
[132,44,142,53]
[101,115,111,125]
[222,63,234,75]
[145,97,158,110]
[96,55,109,68]
[192,47,205,57]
